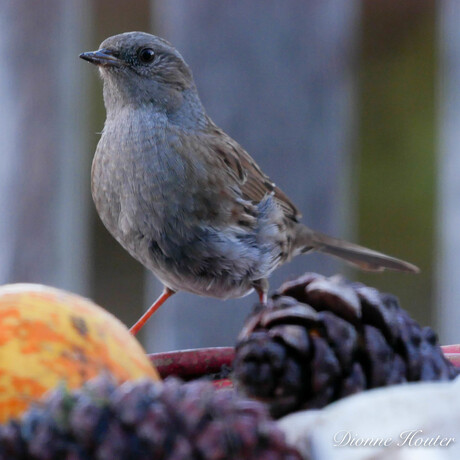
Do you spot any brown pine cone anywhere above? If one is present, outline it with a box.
[0,375,301,460]
[233,273,458,418]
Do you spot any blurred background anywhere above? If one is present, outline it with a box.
[1,0,458,351]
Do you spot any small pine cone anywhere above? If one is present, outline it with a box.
[0,375,301,460]
[233,273,458,418]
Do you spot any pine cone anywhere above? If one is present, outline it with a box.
[233,273,458,418]
[0,375,301,460]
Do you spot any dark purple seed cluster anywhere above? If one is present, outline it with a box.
[0,375,301,460]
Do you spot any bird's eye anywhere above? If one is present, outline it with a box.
[138,47,155,64]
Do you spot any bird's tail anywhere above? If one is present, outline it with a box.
[294,225,419,273]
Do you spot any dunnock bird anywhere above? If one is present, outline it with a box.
[80,32,418,335]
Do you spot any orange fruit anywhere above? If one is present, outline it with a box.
[0,283,159,422]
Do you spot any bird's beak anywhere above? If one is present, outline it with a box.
[79,49,122,67]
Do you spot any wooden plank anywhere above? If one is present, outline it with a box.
[0,1,91,296]
[438,0,460,343]
[146,0,358,352]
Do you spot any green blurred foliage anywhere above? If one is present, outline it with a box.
[356,1,435,326]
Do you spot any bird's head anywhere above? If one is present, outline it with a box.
[80,31,196,115]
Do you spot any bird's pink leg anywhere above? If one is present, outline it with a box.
[253,279,269,305]
[258,290,268,305]
[130,287,175,335]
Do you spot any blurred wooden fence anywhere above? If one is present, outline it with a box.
[0,1,91,294]
[1,1,456,349]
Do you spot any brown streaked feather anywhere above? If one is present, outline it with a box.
[207,124,301,221]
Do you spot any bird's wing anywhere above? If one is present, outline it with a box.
[207,127,301,222]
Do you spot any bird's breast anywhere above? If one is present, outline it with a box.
[92,110,216,241]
